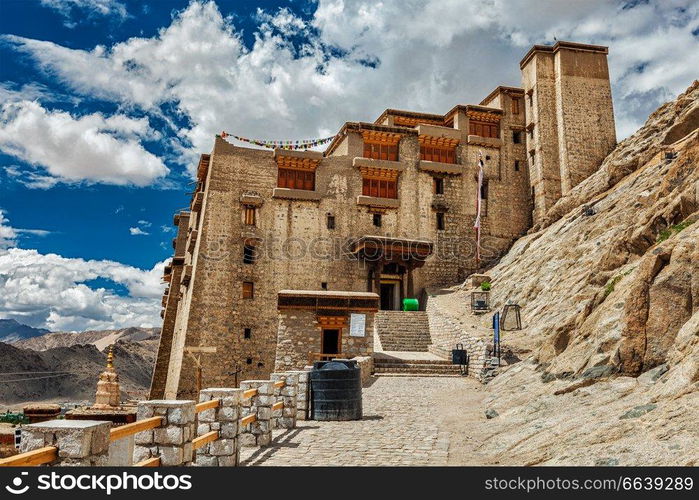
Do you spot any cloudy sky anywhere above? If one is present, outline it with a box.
[0,0,697,332]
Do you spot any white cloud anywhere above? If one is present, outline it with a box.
[160,225,174,233]
[0,208,51,248]
[129,227,149,236]
[0,247,165,331]
[4,0,699,168]
[0,210,17,249]
[0,100,169,187]
[137,220,151,227]
[39,0,129,27]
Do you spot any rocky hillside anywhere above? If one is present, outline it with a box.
[12,326,159,351]
[0,339,158,408]
[433,81,698,465]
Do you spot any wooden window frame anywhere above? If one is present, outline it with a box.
[434,177,444,195]
[436,212,445,231]
[321,327,342,356]
[277,167,315,191]
[363,141,398,161]
[362,178,397,199]
[372,213,382,227]
[469,120,499,139]
[511,97,520,115]
[243,205,256,226]
[242,281,254,299]
[243,243,256,264]
[420,145,456,164]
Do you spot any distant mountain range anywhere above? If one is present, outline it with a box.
[0,319,50,343]
[0,320,161,407]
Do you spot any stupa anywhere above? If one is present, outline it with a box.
[65,345,136,424]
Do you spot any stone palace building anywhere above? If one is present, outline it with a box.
[151,41,617,399]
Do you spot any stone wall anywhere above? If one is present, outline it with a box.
[20,420,111,466]
[275,310,375,371]
[195,388,242,466]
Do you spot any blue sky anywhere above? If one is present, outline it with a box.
[0,0,697,332]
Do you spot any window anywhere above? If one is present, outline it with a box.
[244,328,251,339]
[362,178,397,199]
[373,213,382,227]
[363,141,398,161]
[469,120,499,138]
[242,281,254,299]
[243,243,255,264]
[514,160,520,172]
[434,177,444,195]
[512,131,522,144]
[244,205,256,226]
[326,214,335,230]
[420,145,456,164]
[436,212,445,230]
[481,179,489,200]
[246,358,252,365]
[277,168,315,191]
[511,97,520,114]
[321,282,328,290]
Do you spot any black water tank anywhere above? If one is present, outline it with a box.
[310,360,362,421]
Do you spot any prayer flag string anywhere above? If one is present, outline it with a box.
[220,131,336,150]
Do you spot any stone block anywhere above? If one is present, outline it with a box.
[217,454,238,467]
[197,423,211,436]
[219,406,239,422]
[195,455,218,466]
[239,433,257,447]
[134,430,153,445]
[209,438,236,456]
[133,445,153,463]
[258,433,272,447]
[257,407,272,420]
[159,445,184,466]
[198,408,216,423]
[154,426,183,445]
[219,422,238,439]
[168,404,195,425]
[256,395,275,406]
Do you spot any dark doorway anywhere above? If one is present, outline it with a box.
[380,283,395,310]
[321,329,340,356]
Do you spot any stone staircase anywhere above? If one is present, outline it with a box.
[374,311,432,352]
[373,357,463,377]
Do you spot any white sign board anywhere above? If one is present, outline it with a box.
[349,313,366,337]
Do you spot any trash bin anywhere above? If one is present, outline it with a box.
[310,360,362,421]
[402,298,419,311]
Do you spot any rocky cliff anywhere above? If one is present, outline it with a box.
[434,81,698,465]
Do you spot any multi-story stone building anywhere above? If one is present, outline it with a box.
[151,41,616,399]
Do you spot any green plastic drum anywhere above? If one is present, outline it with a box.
[402,298,419,311]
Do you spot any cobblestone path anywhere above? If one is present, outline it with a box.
[240,376,482,466]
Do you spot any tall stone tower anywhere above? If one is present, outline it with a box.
[520,41,616,222]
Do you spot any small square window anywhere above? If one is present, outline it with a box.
[257,362,264,368]
[512,131,521,144]
[321,282,328,290]
[485,155,491,161]
[246,358,252,365]
[242,281,254,299]
[514,160,520,171]
[373,213,382,227]
[244,328,251,339]
[327,214,335,230]
[436,212,445,230]
[434,177,444,195]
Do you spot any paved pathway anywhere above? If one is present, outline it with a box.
[240,376,482,466]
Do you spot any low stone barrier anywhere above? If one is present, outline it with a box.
[195,388,242,466]
[20,420,111,466]
[352,356,374,385]
[134,400,196,466]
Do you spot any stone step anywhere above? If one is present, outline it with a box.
[375,365,462,373]
[374,358,454,365]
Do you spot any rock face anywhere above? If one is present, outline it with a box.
[0,319,49,343]
[432,82,698,465]
[0,339,158,407]
[12,326,160,351]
